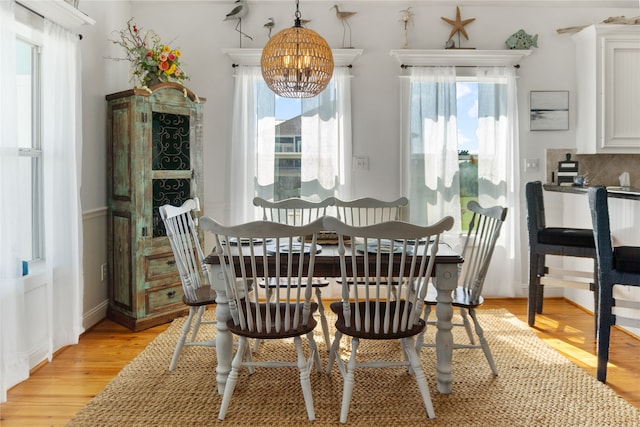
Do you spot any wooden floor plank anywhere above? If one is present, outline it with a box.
[0,298,638,426]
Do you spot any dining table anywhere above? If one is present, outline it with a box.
[205,240,463,395]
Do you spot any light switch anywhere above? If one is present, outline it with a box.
[354,156,369,171]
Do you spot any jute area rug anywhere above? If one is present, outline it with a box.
[68,309,640,427]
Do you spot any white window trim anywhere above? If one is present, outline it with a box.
[390,49,532,68]
[222,48,364,67]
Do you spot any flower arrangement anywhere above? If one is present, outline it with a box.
[109,18,188,87]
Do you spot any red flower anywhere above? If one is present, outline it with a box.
[168,53,176,61]
[146,51,152,57]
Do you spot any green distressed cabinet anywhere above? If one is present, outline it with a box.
[106,83,205,330]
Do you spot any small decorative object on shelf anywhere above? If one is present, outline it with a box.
[441,6,475,49]
[505,29,538,50]
[224,0,253,46]
[109,18,189,88]
[332,4,357,48]
[399,7,415,49]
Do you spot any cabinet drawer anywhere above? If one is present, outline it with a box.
[146,252,179,281]
[146,284,184,313]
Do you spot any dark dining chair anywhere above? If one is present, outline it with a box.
[588,186,640,382]
[525,181,598,329]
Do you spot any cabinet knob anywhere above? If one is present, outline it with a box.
[167,290,177,299]
[166,260,176,266]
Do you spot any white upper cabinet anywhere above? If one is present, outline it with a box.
[573,25,640,154]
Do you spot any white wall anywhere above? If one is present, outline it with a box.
[76,0,640,327]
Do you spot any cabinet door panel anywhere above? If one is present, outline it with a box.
[605,40,640,147]
[111,104,132,201]
[112,212,132,310]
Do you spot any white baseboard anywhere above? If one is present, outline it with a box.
[83,299,109,330]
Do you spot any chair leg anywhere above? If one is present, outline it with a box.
[592,260,599,334]
[339,337,359,424]
[169,306,196,371]
[189,305,206,342]
[306,331,323,374]
[218,336,247,420]
[459,307,475,345]
[415,304,432,354]
[468,308,498,376]
[314,288,331,351]
[295,336,316,421]
[528,252,542,326]
[402,338,435,419]
[326,331,343,375]
[597,283,614,382]
[535,255,546,314]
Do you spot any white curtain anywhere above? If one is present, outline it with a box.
[42,19,84,349]
[229,66,268,224]
[406,66,461,235]
[476,66,521,296]
[0,0,29,403]
[229,66,352,223]
[300,67,352,199]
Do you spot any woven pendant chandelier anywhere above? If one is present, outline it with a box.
[261,0,334,98]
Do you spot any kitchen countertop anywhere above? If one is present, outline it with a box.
[543,184,640,201]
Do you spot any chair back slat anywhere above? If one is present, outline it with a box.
[253,196,335,225]
[335,197,408,226]
[324,215,453,335]
[203,217,325,335]
[458,201,507,303]
[159,199,209,302]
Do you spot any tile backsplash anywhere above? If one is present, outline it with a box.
[546,149,640,188]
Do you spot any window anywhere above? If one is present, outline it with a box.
[16,37,43,262]
[229,66,352,222]
[457,81,478,230]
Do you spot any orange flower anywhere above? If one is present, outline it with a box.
[159,61,170,71]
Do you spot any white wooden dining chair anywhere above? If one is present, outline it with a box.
[323,215,454,423]
[252,196,335,350]
[334,196,408,226]
[334,196,409,299]
[202,216,324,422]
[253,196,336,225]
[159,199,217,371]
[416,201,507,376]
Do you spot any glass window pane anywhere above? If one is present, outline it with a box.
[16,39,33,149]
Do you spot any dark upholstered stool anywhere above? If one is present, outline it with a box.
[588,186,640,382]
[525,181,598,328]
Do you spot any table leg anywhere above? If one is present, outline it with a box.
[210,264,233,395]
[434,263,458,394]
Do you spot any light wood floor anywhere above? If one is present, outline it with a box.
[1,298,639,426]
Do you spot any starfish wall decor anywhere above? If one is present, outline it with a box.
[441,6,476,49]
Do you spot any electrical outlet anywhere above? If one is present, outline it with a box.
[524,158,539,172]
[101,263,107,281]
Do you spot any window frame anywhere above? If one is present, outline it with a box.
[16,16,44,263]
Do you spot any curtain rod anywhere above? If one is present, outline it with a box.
[231,63,352,68]
[400,64,521,69]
